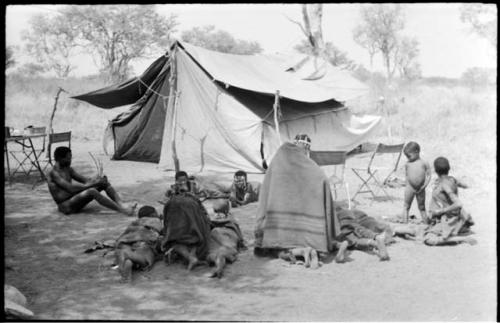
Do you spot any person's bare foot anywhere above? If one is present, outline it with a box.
[335,241,349,263]
[376,233,390,261]
[309,249,319,269]
[124,203,138,217]
[465,237,478,245]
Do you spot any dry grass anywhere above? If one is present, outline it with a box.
[5,74,130,141]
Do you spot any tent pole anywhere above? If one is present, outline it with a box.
[46,87,66,157]
[273,90,282,144]
[168,45,180,172]
[171,90,181,173]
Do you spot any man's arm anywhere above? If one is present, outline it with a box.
[51,169,99,194]
[69,167,92,184]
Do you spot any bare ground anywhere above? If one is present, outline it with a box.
[3,140,497,321]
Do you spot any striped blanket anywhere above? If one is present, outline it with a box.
[254,142,340,253]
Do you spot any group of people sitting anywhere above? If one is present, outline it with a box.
[45,133,476,280]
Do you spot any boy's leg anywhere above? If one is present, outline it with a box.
[391,224,417,239]
[416,190,429,224]
[402,185,415,223]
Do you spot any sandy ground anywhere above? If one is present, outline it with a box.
[3,139,497,321]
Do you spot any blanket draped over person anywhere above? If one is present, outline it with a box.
[254,142,340,253]
[162,193,212,259]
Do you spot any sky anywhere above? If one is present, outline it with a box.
[5,4,497,79]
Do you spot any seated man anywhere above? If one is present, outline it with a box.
[161,171,212,270]
[114,205,163,282]
[47,146,135,216]
[229,170,259,208]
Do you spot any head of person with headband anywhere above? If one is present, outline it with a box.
[293,133,311,157]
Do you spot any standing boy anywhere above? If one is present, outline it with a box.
[402,141,431,224]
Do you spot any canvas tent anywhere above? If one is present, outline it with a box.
[73,41,381,174]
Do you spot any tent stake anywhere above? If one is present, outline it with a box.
[273,90,282,144]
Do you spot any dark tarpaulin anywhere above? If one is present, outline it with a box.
[110,62,171,163]
[71,54,170,109]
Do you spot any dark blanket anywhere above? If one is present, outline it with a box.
[254,142,340,253]
[162,193,212,259]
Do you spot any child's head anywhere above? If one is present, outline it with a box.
[138,205,159,218]
[403,141,420,161]
[234,170,247,188]
[433,157,450,176]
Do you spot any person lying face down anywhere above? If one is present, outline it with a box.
[47,146,136,216]
[161,171,213,271]
[114,205,163,283]
[334,207,391,263]
[229,170,259,208]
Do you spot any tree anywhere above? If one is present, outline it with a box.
[353,4,406,80]
[22,14,78,78]
[294,40,356,70]
[17,63,46,76]
[460,4,497,48]
[394,36,421,80]
[22,5,178,81]
[180,25,262,55]
[6,47,15,70]
[287,4,326,58]
[461,67,494,90]
[64,5,178,82]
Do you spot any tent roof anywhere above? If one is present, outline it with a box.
[178,41,368,103]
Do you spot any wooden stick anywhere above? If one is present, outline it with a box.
[273,90,282,144]
[46,87,67,157]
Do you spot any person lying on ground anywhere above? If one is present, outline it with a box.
[161,171,212,271]
[401,141,431,224]
[335,207,391,262]
[47,146,136,216]
[205,214,246,278]
[229,170,259,208]
[113,205,163,282]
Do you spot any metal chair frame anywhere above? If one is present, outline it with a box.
[310,150,351,209]
[351,143,405,203]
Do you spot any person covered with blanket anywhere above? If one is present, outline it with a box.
[334,207,391,262]
[254,134,345,268]
[161,171,212,270]
[114,205,163,282]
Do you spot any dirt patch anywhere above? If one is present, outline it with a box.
[3,140,496,321]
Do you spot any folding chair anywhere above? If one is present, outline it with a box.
[310,150,351,209]
[351,143,405,203]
